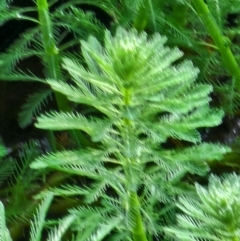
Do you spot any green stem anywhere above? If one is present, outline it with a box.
[36,0,69,111]
[123,88,148,241]
[192,0,240,90]
[36,0,90,148]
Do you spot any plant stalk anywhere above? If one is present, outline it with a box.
[36,0,90,148]
[123,88,148,241]
[37,0,69,111]
[192,0,240,90]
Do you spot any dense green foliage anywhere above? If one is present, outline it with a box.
[0,0,240,240]
[165,173,240,240]
[30,27,230,240]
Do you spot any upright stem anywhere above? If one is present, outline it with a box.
[36,0,90,148]
[192,0,240,90]
[122,88,148,241]
[37,0,69,112]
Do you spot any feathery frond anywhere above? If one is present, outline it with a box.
[5,140,49,224]
[0,28,41,74]
[47,215,76,241]
[18,89,52,128]
[0,157,15,185]
[53,6,105,41]
[29,193,53,241]
[0,202,12,241]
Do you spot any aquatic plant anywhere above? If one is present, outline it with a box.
[1,0,240,240]
[29,27,230,240]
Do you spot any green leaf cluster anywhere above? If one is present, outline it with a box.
[28,27,230,240]
[165,173,240,241]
